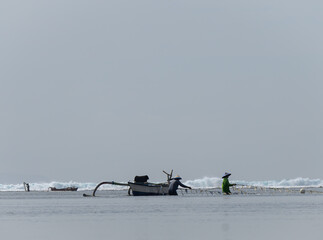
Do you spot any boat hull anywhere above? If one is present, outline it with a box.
[128,182,169,196]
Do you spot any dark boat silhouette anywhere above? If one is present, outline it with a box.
[48,187,78,191]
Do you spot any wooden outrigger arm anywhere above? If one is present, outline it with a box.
[83,181,129,197]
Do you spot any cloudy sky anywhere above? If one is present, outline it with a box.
[1,0,322,183]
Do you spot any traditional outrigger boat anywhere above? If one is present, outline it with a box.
[84,170,173,197]
[48,187,78,191]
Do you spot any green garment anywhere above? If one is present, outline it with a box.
[222,178,234,194]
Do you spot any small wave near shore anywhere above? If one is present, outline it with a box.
[1,177,322,191]
[185,177,323,188]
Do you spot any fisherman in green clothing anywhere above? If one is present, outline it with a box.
[222,172,236,194]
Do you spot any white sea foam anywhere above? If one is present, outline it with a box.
[0,181,128,192]
[1,177,323,191]
[184,177,223,188]
[184,177,323,188]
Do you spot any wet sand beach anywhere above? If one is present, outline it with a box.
[1,189,323,240]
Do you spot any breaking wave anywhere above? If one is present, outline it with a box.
[184,177,323,188]
[0,181,128,192]
[1,177,323,191]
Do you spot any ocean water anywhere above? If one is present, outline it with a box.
[2,177,323,191]
[1,188,323,240]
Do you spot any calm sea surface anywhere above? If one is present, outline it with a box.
[1,190,323,240]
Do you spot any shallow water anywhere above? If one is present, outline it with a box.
[1,190,323,240]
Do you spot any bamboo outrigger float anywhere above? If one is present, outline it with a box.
[84,170,173,197]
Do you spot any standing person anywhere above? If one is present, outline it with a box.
[222,172,236,195]
[168,175,191,195]
[23,182,30,192]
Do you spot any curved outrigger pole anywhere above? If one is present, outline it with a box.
[83,181,129,197]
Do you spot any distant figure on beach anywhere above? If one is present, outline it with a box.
[222,172,236,195]
[168,175,191,195]
[23,182,30,192]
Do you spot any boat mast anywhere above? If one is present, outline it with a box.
[163,170,173,183]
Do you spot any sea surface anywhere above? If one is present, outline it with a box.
[1,188,323,240]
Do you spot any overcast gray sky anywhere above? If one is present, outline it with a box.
[1,0,322,183]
